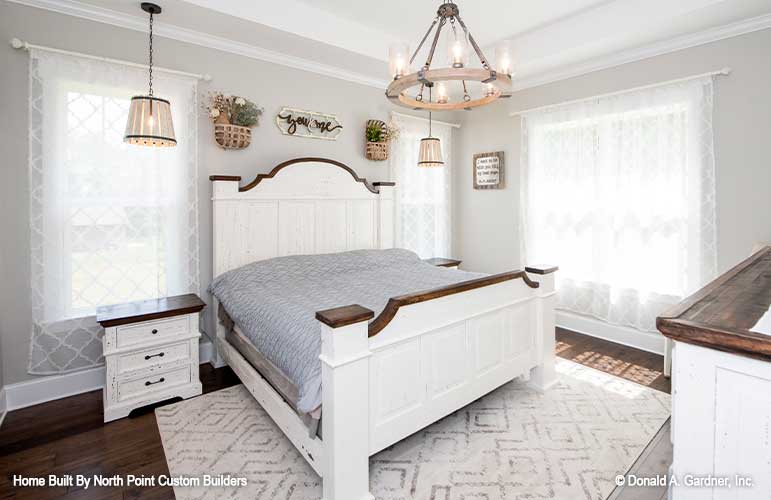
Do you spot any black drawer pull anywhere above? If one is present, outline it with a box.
[151,329,158,334]
[145,377,165,386]
[144,352,165,361]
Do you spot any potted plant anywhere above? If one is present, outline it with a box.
[204,92,264,149]
[365,119,390,161]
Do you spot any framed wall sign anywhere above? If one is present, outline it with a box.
[276,107,343,140]
[473,152,504,189]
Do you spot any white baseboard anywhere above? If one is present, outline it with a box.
[0,387,7,428]
[557,311,665,355]
[5,339,213,412]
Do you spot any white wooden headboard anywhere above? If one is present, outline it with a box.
[210,157,395,278]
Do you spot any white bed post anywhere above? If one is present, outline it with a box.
[210,176,241,368]
[316,305,375,500]
[526,265,559,391]
[375,182,395,249]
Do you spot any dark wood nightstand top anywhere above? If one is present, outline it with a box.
[96,294,206,328]
[423,257,462,268]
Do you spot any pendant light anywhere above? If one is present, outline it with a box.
[124,3,176,147]
[417,85,444,168]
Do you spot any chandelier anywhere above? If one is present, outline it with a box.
[124,2,177,147]
[386,2,513,111]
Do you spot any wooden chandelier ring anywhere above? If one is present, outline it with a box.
[385,68,512,110]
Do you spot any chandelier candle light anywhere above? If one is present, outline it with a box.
[385,2,513,112]
[124,2,177,147]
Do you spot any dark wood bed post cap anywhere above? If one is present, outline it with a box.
[316,304,375,328]
[209,175,242,182]
[525,265,559,275]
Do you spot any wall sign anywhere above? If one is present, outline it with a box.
[276,107,343,140]
[473,152,504,189]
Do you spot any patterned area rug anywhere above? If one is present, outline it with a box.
[156,360,670,500]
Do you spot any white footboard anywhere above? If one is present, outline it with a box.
[315,266,557,500]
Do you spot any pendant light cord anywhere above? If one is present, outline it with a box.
[428,86,433,137]
[148,10,154,97]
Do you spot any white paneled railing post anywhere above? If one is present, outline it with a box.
[316,304,375,500]
[526,265,559,391]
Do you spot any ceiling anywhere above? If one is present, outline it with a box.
[180,0,771,87]
[16,0,771,90]
[288,0,612,55]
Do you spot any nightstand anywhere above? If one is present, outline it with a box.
[423,257,462,269]
[96,294,206,422]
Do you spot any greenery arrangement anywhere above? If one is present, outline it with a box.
[204,92,264,128]
[366,121,386,142]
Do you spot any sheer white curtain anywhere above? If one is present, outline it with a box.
[27,49,199,374]
[390,113,453,258]
[520,77,717,331]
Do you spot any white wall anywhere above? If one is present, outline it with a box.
[0,2,458,386]
[454,28,771,276]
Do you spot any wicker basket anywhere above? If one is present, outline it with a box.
[366,141,390,161]
[365,119,390,161]
[215,124,251,149]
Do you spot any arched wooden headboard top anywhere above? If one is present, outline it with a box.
[210,157,396,276]
[209,157,396,195]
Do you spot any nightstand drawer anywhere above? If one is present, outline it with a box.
[116,341,191,375]
[118,366,191,402]
[116,317,189,348]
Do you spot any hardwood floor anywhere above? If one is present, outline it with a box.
[0,330,670,499]
[556,327,671,393]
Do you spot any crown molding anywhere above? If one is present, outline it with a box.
[6,0,389,89]
[511,13,771,91]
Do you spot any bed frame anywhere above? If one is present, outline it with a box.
[210,157,557,500]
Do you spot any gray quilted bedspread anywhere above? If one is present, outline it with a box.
[208,249,484,414]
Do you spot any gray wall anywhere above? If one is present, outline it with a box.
[0,2,456,385]
[454,28,771,275]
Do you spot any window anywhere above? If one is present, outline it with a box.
[520,77,717,331]
[27,49,199,374]
[390,113,453,258]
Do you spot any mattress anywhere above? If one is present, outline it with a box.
[208,248,485,415]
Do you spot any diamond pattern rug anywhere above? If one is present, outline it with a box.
[156,359,670,500]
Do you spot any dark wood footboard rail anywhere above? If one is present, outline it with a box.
[367,271,539,337]
[315,269,556,336]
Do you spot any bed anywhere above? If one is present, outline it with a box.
[209,157,558,500]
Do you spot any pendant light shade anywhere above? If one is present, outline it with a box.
[124,3,176,148]
[124,96,176,147]
[418,137,443,167]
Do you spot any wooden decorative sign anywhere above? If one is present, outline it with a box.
[276,107,343,141]
[473,152,504,189]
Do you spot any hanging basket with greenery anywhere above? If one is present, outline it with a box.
[365,119,390,161]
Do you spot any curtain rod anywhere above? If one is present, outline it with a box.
[509,67,731,117]
[391,111,461,128]
[10,38,212,82]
